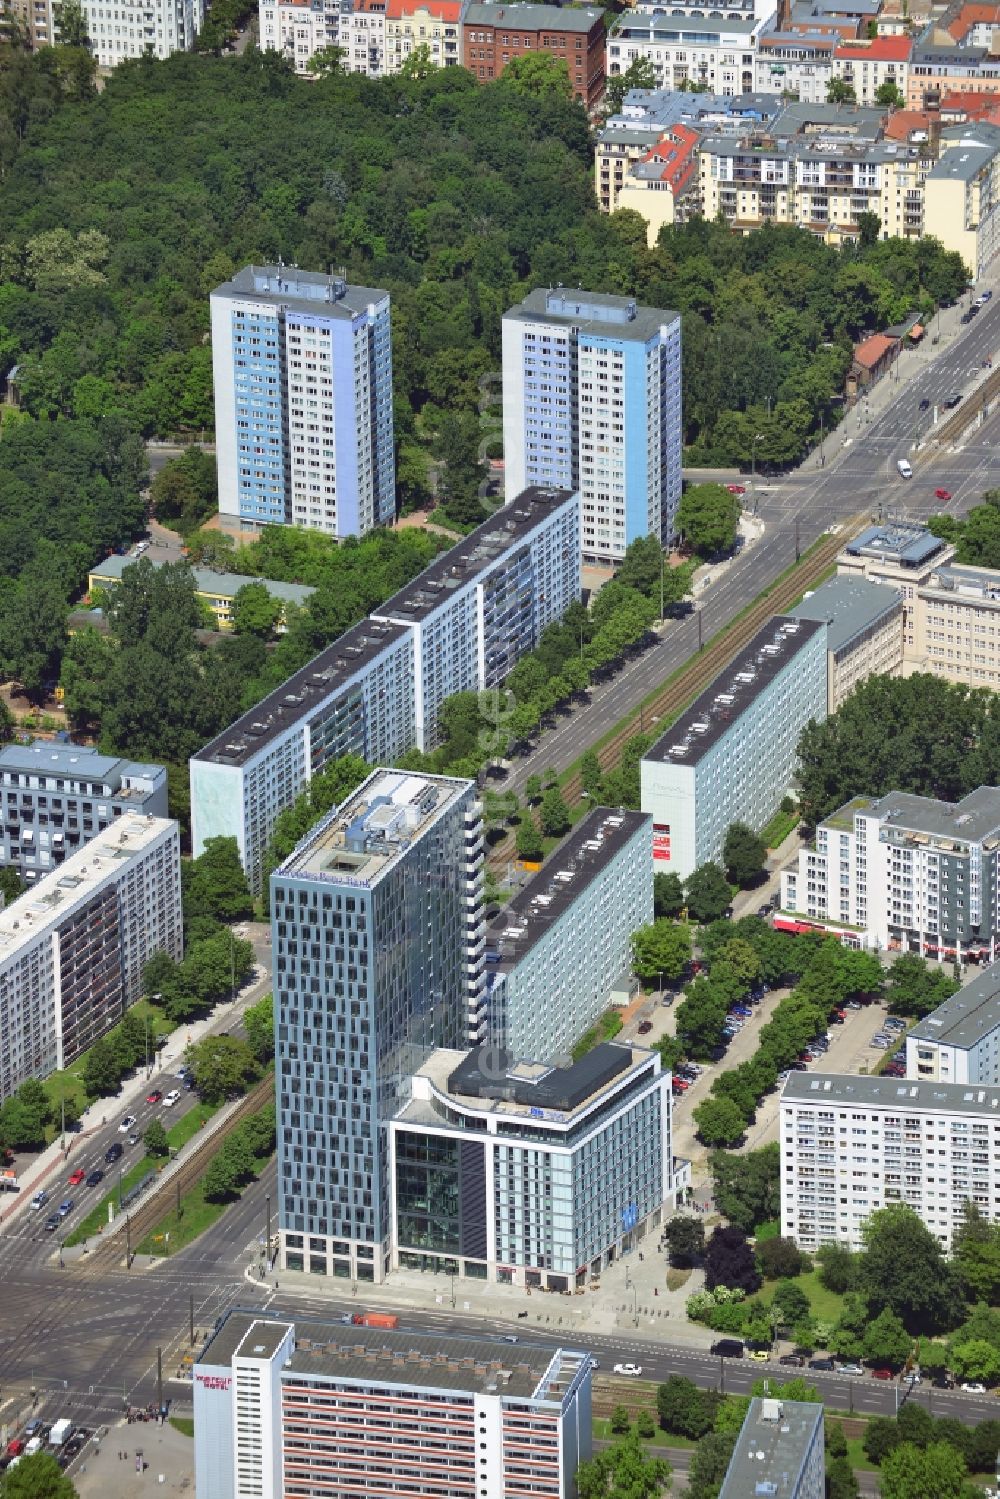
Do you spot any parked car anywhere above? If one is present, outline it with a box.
[672,1078,689,1091]
[779,1354,805,1367]
[637,1021,653,1035]
[884,1063,906,1077]
[613,1364,643,1377]
[871,1369,895,1381]
[845,1000,863,1010]
[871,1034,892,1048]
[711,1340,744,1359]
[809,1357,835,1371]
[837,1363,865,1377]
[757,905,772,919]
[884,1017,906,1031]
[748,1349,770,1362]
[961,1382,987,1394]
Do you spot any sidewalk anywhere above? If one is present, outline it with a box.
[0,955,271,1233]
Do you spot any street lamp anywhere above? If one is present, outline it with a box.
[750,433,765,496]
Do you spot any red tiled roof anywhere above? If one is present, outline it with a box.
[884,108,932,138]
[385,0,463,16]
[639,125,700,196]
[834,34,913,59]
[939,88,1000,118]
[854,333,898,369]
[947,3,1000,40]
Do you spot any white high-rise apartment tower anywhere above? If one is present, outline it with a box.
[502,287,682,565]
[210,265,395,538]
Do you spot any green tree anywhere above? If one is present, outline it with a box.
[662,1214,705,1268]
[305,43,345,74]
[705,1224,761,1293]
[657,1375,718,1439]
[0,866,24,906]
[827,77,857,103]
[880,1441,967,1499]
[498,52,574,100]
[631,920,692,984]
[676,483,741,557]
[815,1242,858,1294]
[710,1145,780,1235]
[949,1338,1000,1385]
[515,815,544,862]
[148,446,217,534]
[675,977,730,1056]
[244,993,275,1064]
[654,872,685,919]
[576,1431,670,1499]
[953,1201,1000,1305]
[687,1431,736,1499]
[693,1094,746,1147]
[684,863,732,924]
[860,1204,964,1334]
[771,1277,811,1326]
[231,582,282,640]
[184,836,253,923]
[862,1306,912,1367]
[144,1117,169,1158]
[758,1237,806,1281]
[875,80,905,108]
[82,1035,121,1099]
[604,55,657,115]
[185,1035,260,1105]
[884,951,960,1019]
[863,1416,903,1465]
[827,1455,860,1499]
[524,774,543,804]
[0,1450,79,1498]
[538,785,571,838]
[722,822,766,888]
[609,1404,631,1436]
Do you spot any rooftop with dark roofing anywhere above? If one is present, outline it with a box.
[485,808,650,974]
[0,741,163,785]
[719,1398,824,1499]
[372,486,577,625]
[642,616,825,768]
[212,265,388,320]
[89,554,315,608]
[787,574,903,655]
[193,616,412,767]
[199,1311,587,1402]
[909,962,1000,1051]
[505,287,678,344]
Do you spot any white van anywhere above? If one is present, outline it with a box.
[897,459,913,479]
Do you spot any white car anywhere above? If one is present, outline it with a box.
[118,1114,137,1134]
[961,1382,986,1394]
[837,1363,865,1377]
[29,1191,49,1211]
[613,1363,643,1377]
[162,1090,181,1108]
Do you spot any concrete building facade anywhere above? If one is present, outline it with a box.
[194,1312,592,1499]
[82,0,202,66]
[88,554,315,633]
[389,1042,679,1287]
[190,487,580,891]
[779,787,1000,959]
[258,0,347,71]
[907,962,1000,1086]
[641,616,827,879]
[272,770,485,1284]
[781,1070,1000,1250]
[836,520,956,656]
[606,13,771,95]
[787,574,904,712]
[462,2,606,105]
[0,815,181,1103]
[210,265,394,538]
[923,122,1000,277]
[502,289,681,564]
[0,742,168,883]
[385,0,462,70]
[485,809,652,1064]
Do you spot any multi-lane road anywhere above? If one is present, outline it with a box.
[498,297,1000,801]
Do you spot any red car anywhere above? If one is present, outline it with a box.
[726,484,747,495]
[934,488,952,501]
[672,1078,689,1091]
[6,1440,23,1457]
[871,1368,894,1380]
[146,1089,163,1104]
[67,1168,86,1187]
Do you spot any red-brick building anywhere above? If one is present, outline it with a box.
[461,2,606,108]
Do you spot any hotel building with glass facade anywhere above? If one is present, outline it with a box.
[210,265,395,538]
[194,1311,592,1499]
[0,814,181,1103]
[501,289,681,565]
[272,770,485,1284]
[389,1041,681,1289]
[485,809,652,1064]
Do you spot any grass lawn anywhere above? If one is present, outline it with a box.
[592,1419,695,1451]
[137,1143,273,1257]
[796,1267,845,1324]
[666,1268,691,1293]
[759,808,799,850]
[169,1417,194,1439]
[844,1437,878,1473]
[64,1100,218,1247]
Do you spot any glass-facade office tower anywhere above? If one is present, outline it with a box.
[211,265,394,538]
[502,287,682,565]
[272,769,484,1283]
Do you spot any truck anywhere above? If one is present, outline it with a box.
[351,1313,399,1330]
[0,1168,19,1193]
[49,1420,72,1448]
